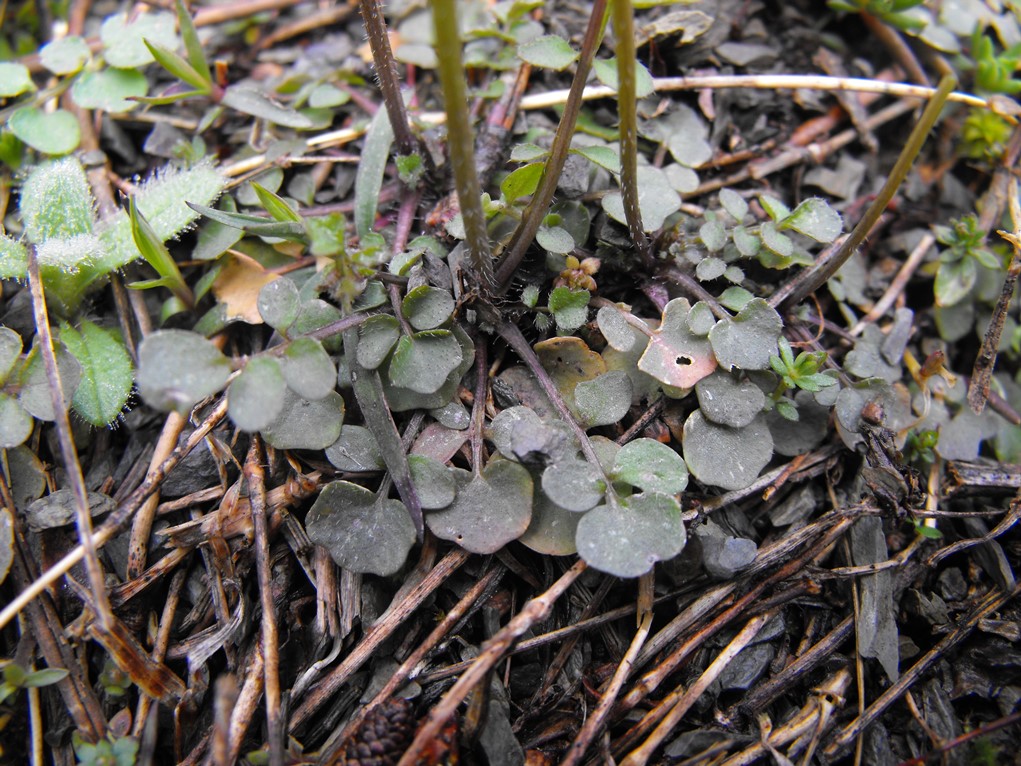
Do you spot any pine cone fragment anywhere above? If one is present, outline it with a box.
[336,698,415,766]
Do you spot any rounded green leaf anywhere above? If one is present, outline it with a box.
[783,198,842,243]
[719,188,748,221]
[759,221,793,258]
[542,460,604,512]
[490,405,574,463]
[60,321,133,426]
[708,298,782,372]
[17,346,81,422]
[388,331,463,395]
[357,315,401,370]
[519,486,581,556]
[71,69,147,113]
[574,370,632,427]
[601,165,681,232]
[695,372,766,428]
[227,356,285,432]
[517,35,579,70]
[257,278,300,331]
[549,287,590,334]
[612,438,688,495]
[101,11,178,68]
[0,62,33,97]
[408,454,456,509]
[136,330,231,414]
[402,285,455,331]
[501,162,545,203]
[4,445,45,509]
[576,493,686,578]
[597,306,635,352]
[40,36,91,74]
[306,481,416,576]
[282,338,335,401]
[686,302,715,336]
[682,410,772,491]
[261,389,344,450]
[536,225,574,254]
[425,460,533,554]
[0,328,23,385]
[9,108,81,156]
[326,425,384,471]
[768,391,829,456]
[0,395,32,448]
[593,57,655,97]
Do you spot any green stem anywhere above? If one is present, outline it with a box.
[611,0,650,256]
[432,0,493,288]
[778,73,956,308]
[495,0,609,289]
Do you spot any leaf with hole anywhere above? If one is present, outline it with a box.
[638,298,717,389]
[408,454,457,509]
[403,286,455,331]
[426,460,533,553]
[261,389,344,450]
[227,356,285,432]
[60,321,132,426]
[576,493,686,578]
[137,330,230,414]
[682,410,773,491]
[708,298,782,372]
[611,438,688,495]
[517,35,579,70]
[542,459,604,512]
[306,481,415,576]
[388,331,463,395]
[695,372,765,428]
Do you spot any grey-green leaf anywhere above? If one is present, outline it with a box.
[708,298,782,372]
[425,461,533,554]
[137,330,231,414]
[71,68,147,113]
[638,298,717,389]
[542,460,604,512]
[282,338,335,400]
[612,438,688,495]
[357,315,401,370]
[576,493,686,578]
[227,356,285,432]
[695,372,766,428]
[0,395,32,449]
[573,371,632,427]
[517,35,579,70]
[220,86,314,129]
[403,285,455,331]
[408,454,457,509]
[388,331,463,395]
[326,425,385,471]
[261,389,344,450]
[257,278,300,332]
[682,410,772,491]
[18,345,81,422]
[0,328,22,385]
[597,305,635,352]
[8,108,81,155]
[783,198,843,242]
[306,481,415,576]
